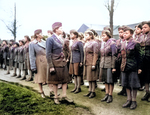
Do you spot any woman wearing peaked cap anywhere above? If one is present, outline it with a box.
[29,29,47,98]
[46,22,73,104]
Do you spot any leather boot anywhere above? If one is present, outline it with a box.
[106,95,113,103]
[84,91,91,97]
[89,92,96,99]
[101,94,109,102]
[122,100,132,108]
[141,92,150,101]
[74,88,81,94]
[130,101,137,110]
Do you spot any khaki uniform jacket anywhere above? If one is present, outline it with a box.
[100,38,117,69]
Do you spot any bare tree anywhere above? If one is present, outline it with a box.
[105,0,120,36]
[0,3,19,41]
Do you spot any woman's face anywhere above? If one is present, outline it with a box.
[2,41,6,45]
[70,33,76,40]
[31,37,35,41]
[19,41,23,46]
[102,33,109,42]
[142,24,150,34]
[56,27,63,35]
[119,30,124,38]
[13,44,17,47]
[24,37,27,43]
[84,33,91,41]
[135,27,142,35]
[36,33,43,39]
[124,30,132,40]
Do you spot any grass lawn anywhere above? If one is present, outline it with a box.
[0,81,92,115]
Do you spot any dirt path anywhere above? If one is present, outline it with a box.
[0,69,150,115]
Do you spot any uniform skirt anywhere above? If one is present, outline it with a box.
[19,62,24,70]
[121,71,140,89]
[34,55,47,84]
[14,62,19,68]
[47,64,70,84]
[99,68,117,83]
[83,65,98,81]
[9,59,13,67]
[69,63,83,76]
[4,58,9,66]
[24,53,31,70]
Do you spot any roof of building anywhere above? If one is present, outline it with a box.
[77,22,141,36]
[78,23,119,35]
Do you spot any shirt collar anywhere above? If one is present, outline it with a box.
[54,33,61,39]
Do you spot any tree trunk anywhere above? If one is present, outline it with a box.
[110,0,114,36]
[14,3,16,41]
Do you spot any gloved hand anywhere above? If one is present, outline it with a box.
[50,68,56,75]
[91,66,96,71]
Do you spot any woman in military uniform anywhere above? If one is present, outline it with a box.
[99,30,117,103]
[83,30,98,99]
[121,28,142,109]
[29,29,47,98]
[69,30,84,94]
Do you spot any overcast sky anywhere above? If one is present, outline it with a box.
[0,0,150,41]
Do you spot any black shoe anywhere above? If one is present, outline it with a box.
[123,92,127,96]
[130,101,137,110]
[118,90,125,96]
[138,87,145,91]
[49,91,55,98]
[81,82,84,85]
[84,91,91,97]
[4,72,10,75]
[101,94,109,102]
[101,88,105,92]
[74,88,81,94]
[25,77,33,81]
[122,100,132,108]
[11,73,17,77]
[141,92,150,101]
[71,88,77,93]
[16,75,21,78]
[89,92,96,99]
[106,95,113,103]
[20,76,26,80]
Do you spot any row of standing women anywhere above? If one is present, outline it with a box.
[0,36,34,81]
[1,21,150,109]
[64,21,150,110]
